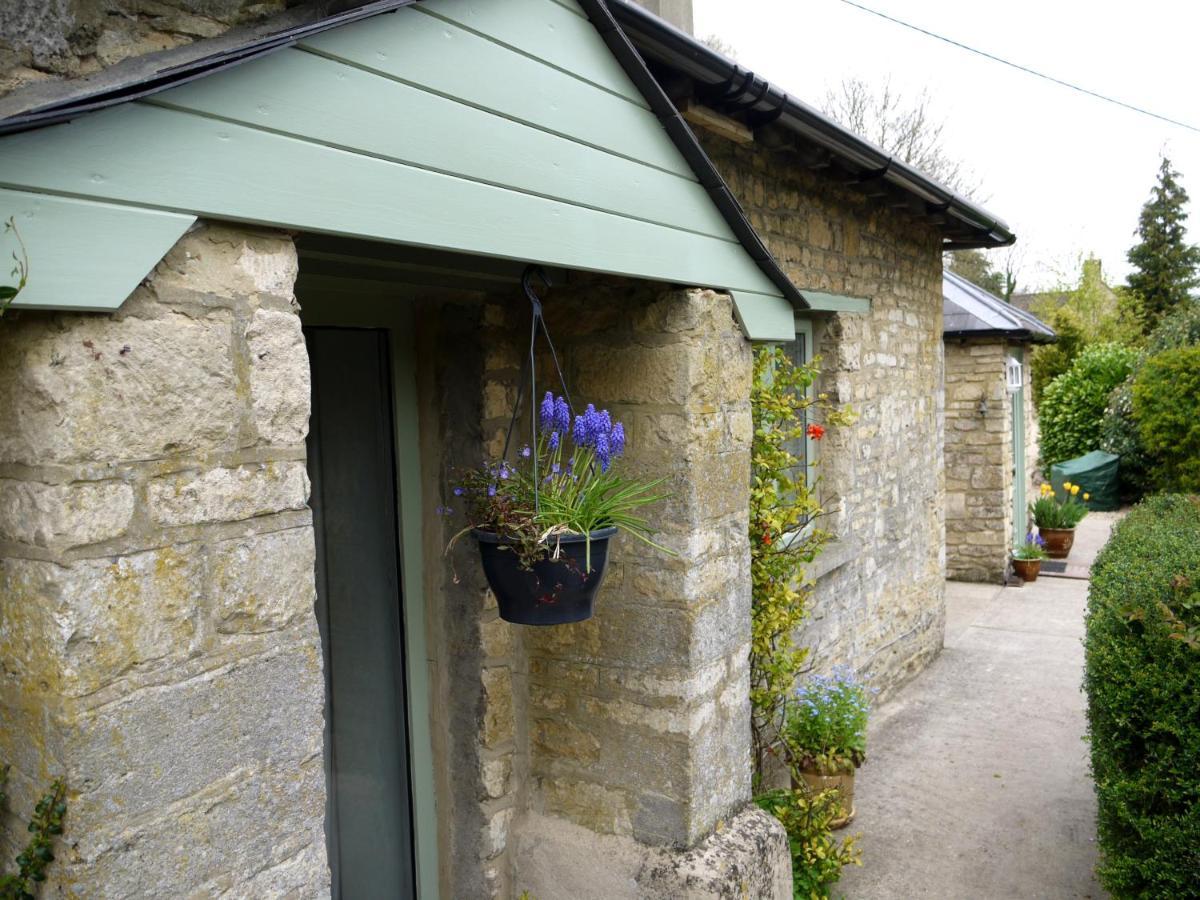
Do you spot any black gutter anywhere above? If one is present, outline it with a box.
[578,0,808,308]
[607,0,1015,251]
[0,0,417,137]
[945,329,1057,344]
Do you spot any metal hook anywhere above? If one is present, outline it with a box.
[522,265,551,315]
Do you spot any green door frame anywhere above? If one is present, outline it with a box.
[1010,346,1027,549]
[299,290,438,900]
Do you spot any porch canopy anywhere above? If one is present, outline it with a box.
[0,0,806,338]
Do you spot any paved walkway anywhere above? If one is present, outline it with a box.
[838,512,1123,899]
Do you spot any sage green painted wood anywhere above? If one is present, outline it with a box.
[1010,346,1027,549]
[732,289,797,341]
[0,104,781,296]
[418,0,642,105]
[151,48,731,238]
[801,290,872,314]
[300,294,438,900]
[0,187,194,311]
[298,6,686,173]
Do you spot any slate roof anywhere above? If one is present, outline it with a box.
[943,270,1056,343]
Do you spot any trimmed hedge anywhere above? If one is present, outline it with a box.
[1132,347,1200,492]
[1085,495,1200,897]
[1040,343,1138,467]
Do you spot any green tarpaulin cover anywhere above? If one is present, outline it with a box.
[1050,450,1121,512]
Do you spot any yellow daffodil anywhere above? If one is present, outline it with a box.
[1063,481,1072,491]
[1071,485,1080,496]
[1084,493,1091,501]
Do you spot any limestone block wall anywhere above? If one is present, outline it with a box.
[943,340,1013,583]
[701,130,947,694]
[420,280,786,899]
[0,222,328,896]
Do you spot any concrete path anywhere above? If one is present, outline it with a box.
[837,512,1123,899]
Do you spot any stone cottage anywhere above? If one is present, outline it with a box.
[942,271,1055,583]
[0,0,1014,897]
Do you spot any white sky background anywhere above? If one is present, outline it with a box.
[692,0,1200,292]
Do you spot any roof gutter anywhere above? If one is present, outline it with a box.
[608,0,1015,250]
[579,0,808,308]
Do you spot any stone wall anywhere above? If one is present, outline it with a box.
[943,340,1013,583]
[700,129,947,694]
[0,0,291,94]
[419,279,788,898]
[0,222,329,896]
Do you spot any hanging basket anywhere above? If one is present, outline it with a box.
[474,527,616,625]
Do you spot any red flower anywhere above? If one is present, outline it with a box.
[762,532,772,545]
[806,423,826,440]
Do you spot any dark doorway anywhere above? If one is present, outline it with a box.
[306,327,416,899]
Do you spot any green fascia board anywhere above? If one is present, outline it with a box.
[800,290,872,314]
[732,290,796,341]
[0,187,195,311]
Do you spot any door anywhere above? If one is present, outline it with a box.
[1010,347,1027,548]
[306,327,416,899]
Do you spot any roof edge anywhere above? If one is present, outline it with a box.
[580,0,808,309]
[608,0,1015,250]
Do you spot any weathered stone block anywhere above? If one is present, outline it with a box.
[0,310,237,465]
[481,666,514,749]
[208,526,316,634]
[147,460,308,527]
[245,307,310,446]
[0,478,134,549]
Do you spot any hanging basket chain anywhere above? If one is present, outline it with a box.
[500,266,574,516]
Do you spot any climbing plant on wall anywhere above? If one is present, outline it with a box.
[0,765,68,899]
[0,218,29,318]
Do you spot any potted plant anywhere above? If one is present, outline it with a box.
[450,393,669,625]
[1030,481,1089,559]
[1012,532,1047,582]
[782,666,872,829]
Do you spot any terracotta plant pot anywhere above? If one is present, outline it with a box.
[1039,527,1075,560]
[794,768,856,829]
[1012,558,1041,582]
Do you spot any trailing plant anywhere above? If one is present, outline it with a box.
[1085,495,1200,897]
[748,346,852,775]
[450,393,668,569]
[755,788,862,899]
[0,219,29,318]
[0,765,68,899]
[1131,346,1200,492]
[1030,481,1089,530]
[1039,342,1137,467]
[782,666,872,774]
[1013,532,1047,561]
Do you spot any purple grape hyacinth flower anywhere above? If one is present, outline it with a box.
[611,422,626,457]
[554,396,571,433]
[539,391,555,431]
[548,431,560,451]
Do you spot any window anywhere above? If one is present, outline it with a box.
[782,317,817,488]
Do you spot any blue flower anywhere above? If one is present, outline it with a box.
[554,396,571,433]
[539,392,555,431]
[551,462,561,475]
[595,432,612,472]
[548,431,560,451]
[487,484,497,497]
[611,422,626,457]
[453,487,464,497]
[521,445,531,459]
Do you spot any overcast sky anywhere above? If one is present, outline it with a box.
[692,0,1200,292]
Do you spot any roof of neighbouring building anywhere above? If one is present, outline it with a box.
[943,270,1056,343]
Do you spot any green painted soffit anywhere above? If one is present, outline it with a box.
[801,291,872,314]
[0,0,794,337]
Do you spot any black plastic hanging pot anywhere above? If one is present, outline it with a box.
[473,527,616,625]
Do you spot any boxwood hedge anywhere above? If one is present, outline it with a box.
[1085,494,1200,897]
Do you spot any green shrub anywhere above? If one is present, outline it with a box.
[1145,300,1200,354]
[1132,347,1200,492]
[1039,343,1138,467]
[1085,495,1200,897]
[1030,307,1087,405]
[754,788,861,899]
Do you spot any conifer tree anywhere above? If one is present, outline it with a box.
[1127,157,1200,332]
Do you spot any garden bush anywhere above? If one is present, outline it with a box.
[1100,302,1200,496]
[1039,343,1137,467]
[1085,494,1200,897]
[1132,347,1200,492]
